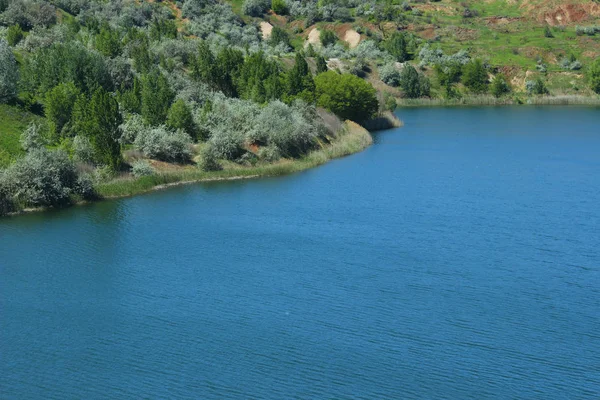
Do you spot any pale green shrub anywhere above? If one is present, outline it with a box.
[131,159,155,177]
[134,126,192,163]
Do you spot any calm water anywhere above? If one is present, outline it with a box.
[1,107,599,399]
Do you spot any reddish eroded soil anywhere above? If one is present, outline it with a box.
[539,3,600,26]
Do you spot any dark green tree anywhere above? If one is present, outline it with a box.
[320,30,337,47]
[383,32,409,62]
[6,24,24,46]
[286,52,315,102]
[316,55,328,74]
[462,59,488,94]
[141,69,174,126]
[95,24,122,58]
[72,88,123,169]
[491,73,511,98]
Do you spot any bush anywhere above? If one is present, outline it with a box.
[491,74,511,98]
[75,173,96,200]
[198,145,222,171]
[589,58,600,94]
[20,122,47,151]
[399,65,430,98]
[0,148,77,207]
[119,114,146,144]
[206,126,245,160]
[131,159,155,177]
[0,178,13,215]
[379,63,401,87]
[134,126,192,163]
[315,71,378,122]
[0,39,18,103]
[6,24,24,46]
[242,0,269,16]
[271,0,287,14]
[72,135,95,163]
[320,30,337,47]
[526,78,549,95]
[1,0,57,30]
[462,59,488,94]
[257,145,281,162]
[251,100,317,157]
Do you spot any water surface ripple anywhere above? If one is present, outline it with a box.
[1,107,599,399]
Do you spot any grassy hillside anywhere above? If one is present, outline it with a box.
[0,105,40,168]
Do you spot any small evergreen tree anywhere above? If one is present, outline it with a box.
[6,24,24,47]
[320,30,337,47]
[383,32,409,62]
[141,69,174,126]
[316,55,328,74]
[491,74,511,98]
[462,59,488,94]
[166,99,196,138]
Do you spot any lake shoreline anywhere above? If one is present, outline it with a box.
[4,120,377,217]
[395,95,600,107]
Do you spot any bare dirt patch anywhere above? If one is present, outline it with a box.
[305,27,321,49]
[260,21,273,40]
[343,29,361,48]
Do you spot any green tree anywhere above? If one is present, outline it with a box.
[399,65,429,98]
[320,30,337,47]
[166,99,196,137]
[270,26,290,47]
[141,69,174,126]
[383,32,409,62]
[44,82,81,139]
[272,0,287,15]
[6,24,24,47]
[315,71,378,122]
[491,73,511,98]
[462,59,488,94]
[590,58,600,94]
[286,52,315,102]
[75,88,123,169]
[95,24,122,58]
[118,77,142,113]
[316,55,328,74]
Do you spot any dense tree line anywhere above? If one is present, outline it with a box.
[0,0,382,214]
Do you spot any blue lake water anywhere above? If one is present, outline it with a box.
[1,107,599,399]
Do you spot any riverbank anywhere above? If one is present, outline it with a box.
[3,120,375,216]
[98,120,373,198]
[396,95,600,107]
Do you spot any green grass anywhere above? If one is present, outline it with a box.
[0,105,41,168]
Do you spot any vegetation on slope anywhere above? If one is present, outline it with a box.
[1,0,599,215]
